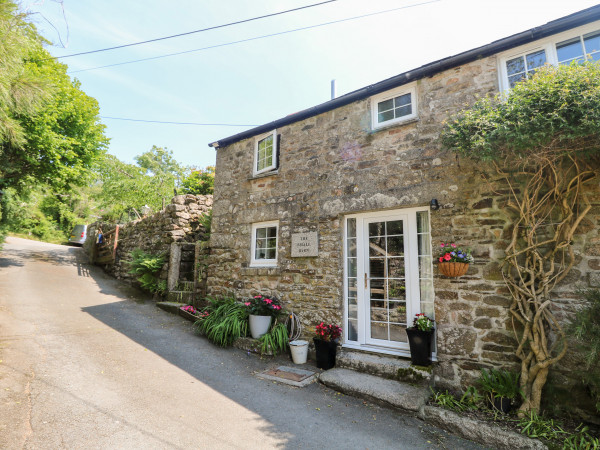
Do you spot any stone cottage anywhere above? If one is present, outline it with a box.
[206,6,600,405]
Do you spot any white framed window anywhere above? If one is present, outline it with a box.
[250,221,278,267]
[371,84,417,130]
[498,22,600,91]
[253,130,277,176]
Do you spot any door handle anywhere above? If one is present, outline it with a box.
[364,273,368,289]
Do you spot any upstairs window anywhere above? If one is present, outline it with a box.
[505,49,547,88]
[254,130,277,175]
[557,31,600,65]
[250,221,278,267]
[371,84,417,130]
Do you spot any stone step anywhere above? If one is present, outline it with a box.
[336,349,432,383]
[156,301,186,314]
[318,368,430,413]
[166,291,194,303]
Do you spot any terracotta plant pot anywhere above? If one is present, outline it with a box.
[438,262,469,277]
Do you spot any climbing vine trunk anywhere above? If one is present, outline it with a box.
[498,150,595,416]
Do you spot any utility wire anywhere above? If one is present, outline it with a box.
[69,0,441,74]
[45,0,336,60]
[100,116,259,126]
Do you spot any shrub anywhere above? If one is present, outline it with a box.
[195,297,248,347]
[478,368,523,400]
[128,249,166,294]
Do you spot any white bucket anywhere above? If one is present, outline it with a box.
[289,340,309,364]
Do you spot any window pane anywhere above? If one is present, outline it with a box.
[256,228,267,239]
[417,211,429,233]
[369,258,385,278]
[369,237,385,257]
[265,248,276,259]
[386,220,403,236]
[371,322,388,340]
[346,218,356,239]
[387,236,404,256]
[420,278,434,303]
[370,279,385,300]
[378,98,393,113]
[347,238,357,258]
[348,277,357,299]
[395,105,412,118]
[395,93,411,107]
[525,50,546,72]
[557,37,583,64]
[348,257,357,277]
[266,237,276,248]
[256,238,266,249]
[419,255,433,278]
[417,234,431,256]
[369,222,384,237]
[348,319,358,341]
[388,279,406,300]
[584,32,600,53]
[508,73,525,88]
[506,56,525,76]
[378,111,394,123]
[387,258,405,278]
[256,248,266,259]
[389,301,406,323]
[389,324,407,343]
[266,226,277,238]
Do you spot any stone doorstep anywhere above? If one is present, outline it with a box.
[156,301,186,314]
[336,349,432,383]
[318,368,430,413]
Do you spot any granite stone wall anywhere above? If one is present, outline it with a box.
[206,52,600,415]
[85,194,212,286]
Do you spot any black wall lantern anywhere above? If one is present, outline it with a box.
[430,198,440,210]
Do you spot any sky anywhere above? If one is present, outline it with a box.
[22,0,600,169]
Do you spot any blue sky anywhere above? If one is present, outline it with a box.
[23,0,600,169]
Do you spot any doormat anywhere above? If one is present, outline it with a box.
[257,366,316,387]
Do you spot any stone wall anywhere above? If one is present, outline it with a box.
[206,52,600,416]
[85,194,212,287]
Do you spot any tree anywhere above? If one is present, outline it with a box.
[441,62,600,415]
[180,166,215,195]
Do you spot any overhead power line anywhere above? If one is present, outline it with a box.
[46,0,337,60]
[100,116,259,126]
[69,0,441,74]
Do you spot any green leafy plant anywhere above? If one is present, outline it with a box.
[199,209,212,240]
[436,243,474,263]
[479,368,523,401]
[408,313,435,332]
[258,322,289,356]
[430,389,467,411]
[128,249,166,294]
[562,424,600,450]
[195,297,248,347]
[518,411,565,441]
[244,294,283,317]
[570,289,600,413]
[460,386,484,409]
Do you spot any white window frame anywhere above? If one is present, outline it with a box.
[250,221,279,267]
[253,130,277,176]
[370,83,418,130]
[498,21,600,92]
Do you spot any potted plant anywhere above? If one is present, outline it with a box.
[478,368,523,414]
[437,243,474,277]
[313,322,342,370]
[406,313,435,366]
[244,294,283,339]
[179,304,199,322]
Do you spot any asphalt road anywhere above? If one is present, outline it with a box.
[0,237,483,449]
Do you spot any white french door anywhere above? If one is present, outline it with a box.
[344,208,434,355]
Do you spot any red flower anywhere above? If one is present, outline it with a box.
[439,257,444,262]
[443,253,452,261]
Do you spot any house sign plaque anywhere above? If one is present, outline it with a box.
[291,232,318,257]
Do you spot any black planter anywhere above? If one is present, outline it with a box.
[406,328,434,366]
[313,338,337,370]
[489,396,512,414]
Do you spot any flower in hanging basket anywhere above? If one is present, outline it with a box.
[437,243,473,277]
[408,313,435,332]
[315,322,342,342]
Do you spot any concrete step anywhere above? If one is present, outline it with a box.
[318,368,430,413]
[336,349,432,383]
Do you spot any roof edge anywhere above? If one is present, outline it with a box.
[209,5,600,149]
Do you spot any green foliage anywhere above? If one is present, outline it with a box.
[430,387,483,412]
[128,249,165,294]
[518,411,566,441]
[441,62,600,162]
[199,209,212,240]
[258,322,289,356]
[180,166,215,195]
[562,425,600,450]
[195,297,248,347]
[570,289,600,412]
[478,368,523,400]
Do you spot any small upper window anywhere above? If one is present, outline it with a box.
[557,31,600,65]
[505,49,547,88]
[250,221,278,267]
[254,130,277,175]
[371,84,417,129]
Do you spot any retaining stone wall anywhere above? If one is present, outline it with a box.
[206,53,600,416]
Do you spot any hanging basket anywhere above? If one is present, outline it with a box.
[438,262,469,278]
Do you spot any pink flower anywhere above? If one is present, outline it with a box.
[264,298,272,304]
[273,305,281,310]
[244,302,251,306]
[254,296,261,299]
[440,243,445,247]
[451,243,457,248]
